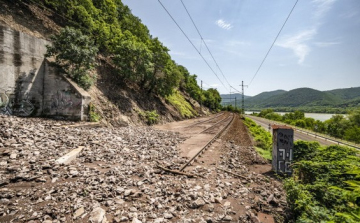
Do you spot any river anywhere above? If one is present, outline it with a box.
[245,111,341,122]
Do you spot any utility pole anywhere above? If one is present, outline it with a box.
[200,80,202,111]
[240,81,248,114]
[229,85,231,107]
[235,97,237,109]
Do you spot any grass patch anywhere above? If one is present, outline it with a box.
[254,147,272,161]
[244,117,272,160]
[166,90,197,118]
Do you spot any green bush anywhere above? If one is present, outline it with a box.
[45,27,98,90]
[286,142,360,222]
[139,110,159,125]
[257,108,360,144]
[293,141,320,162]
[88,103,101,122]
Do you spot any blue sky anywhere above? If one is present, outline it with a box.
[122,0,360,96]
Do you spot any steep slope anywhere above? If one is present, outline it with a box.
[0,0,205,125]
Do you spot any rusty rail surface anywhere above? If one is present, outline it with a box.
[184,112,226,129]
[180,113,235,171]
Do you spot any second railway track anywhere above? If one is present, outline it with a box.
[155,112,236,173]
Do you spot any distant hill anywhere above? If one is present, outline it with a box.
[243,90,286,104]
[220,93,251,105]
[326,87,360,100]
[238,87,360,111]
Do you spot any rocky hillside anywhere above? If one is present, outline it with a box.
[0,0,213,126]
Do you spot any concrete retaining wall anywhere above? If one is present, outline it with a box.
[0,24,90,120]
[43,62,91,120]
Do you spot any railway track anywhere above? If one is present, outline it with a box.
[183,112,227,129]
[179,112,235,171]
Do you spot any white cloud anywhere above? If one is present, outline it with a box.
[312,0,337,18]
[215,19,233,30]
[314,41,341,47]
[276,29,317,64]
[276,0,337,64]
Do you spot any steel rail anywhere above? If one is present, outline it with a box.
[183,112,226,129]
[180,113,235,171]
[199,114,233,134]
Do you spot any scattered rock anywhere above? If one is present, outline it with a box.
[89,207,106,223]
[73,207,85,219]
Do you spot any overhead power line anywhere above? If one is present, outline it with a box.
[230,85,241,93]
[158,0,229,92]
[180,0,231,87]
[249,0,299,86]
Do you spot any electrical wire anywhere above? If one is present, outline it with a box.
[180,0,231,87]
[249,0,299,86]
[158,0,229,92]
[230,85,242,93]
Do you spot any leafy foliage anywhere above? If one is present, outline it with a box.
[203,88,222,111]
[39,0,216,109]
[138,110,159,125]
[285,141,360,222]
[256,108,360,143]
[45,27,98,89]
[88,102,101,122]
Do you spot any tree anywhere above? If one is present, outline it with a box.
[265,112,283,121]
[304,117,315,129]
[314,120,325,132]
[258,109,274,118]
[112,31,152,81]
[344,127,360,143]
[348,109,360,127]
[203,88,221,110]
[45,27,98,90]
[325,115,349,139]
[295,119,307,128]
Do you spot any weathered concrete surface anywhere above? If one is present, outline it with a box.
[0,24,48,115]
[43,62,91,120]
[0,24,90,120]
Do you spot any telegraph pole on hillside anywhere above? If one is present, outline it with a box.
[240,81,248,114]
[229,85,232,107]
[200,80,202,111]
